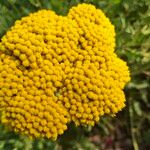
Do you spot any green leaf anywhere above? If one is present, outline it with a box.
[133,102,142,116]
[28,0,42,8]
[141,25,150,35]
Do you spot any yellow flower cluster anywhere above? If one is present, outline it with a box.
[0,3,130,140]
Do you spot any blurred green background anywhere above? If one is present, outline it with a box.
[0,0,149,150]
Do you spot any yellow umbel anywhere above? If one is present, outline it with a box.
[0,3,130,140]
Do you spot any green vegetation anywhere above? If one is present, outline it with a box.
[0,0,149,149]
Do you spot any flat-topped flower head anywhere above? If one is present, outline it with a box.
[0,3,130,140]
